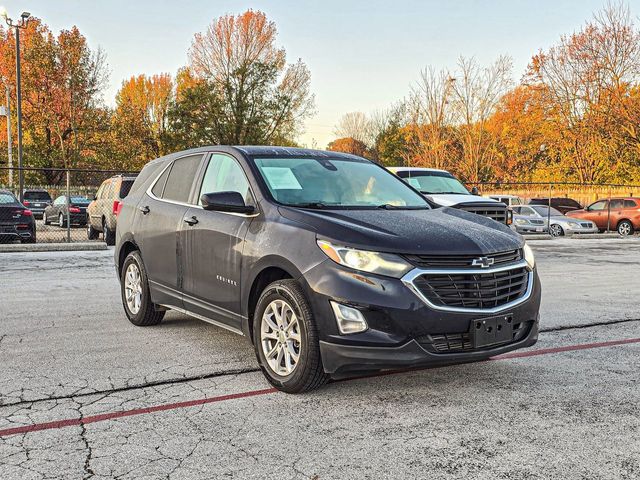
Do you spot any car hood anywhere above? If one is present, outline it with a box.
[279,206,522,256]
[424,193,502,207]
[565,209,586,217]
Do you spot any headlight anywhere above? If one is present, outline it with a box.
[317,240,412,278]
[523,243,535,270]
[515,218,529,225]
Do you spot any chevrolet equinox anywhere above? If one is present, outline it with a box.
[115,146,541,393]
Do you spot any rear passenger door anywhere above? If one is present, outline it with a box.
[181,152,257,330]
[137,154,203,307]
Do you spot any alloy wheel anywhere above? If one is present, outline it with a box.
[260,299,302,377]
[549,224,563,237]
[618,222,632,236]
[124,263,143,315]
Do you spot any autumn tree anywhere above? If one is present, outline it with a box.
[449,55,513,182]
[327,137,370,157]
[169,10,314,147]
[111,73,173,169]
[526,1,640,182]
[0,18,108,183]
[333,112,373,146]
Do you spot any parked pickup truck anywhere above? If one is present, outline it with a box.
[389,167,511,225]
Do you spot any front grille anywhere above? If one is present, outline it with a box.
[404,249,521,269]
[529,219,545,225]
[416,321,530,353]
[580,222,591,228]
[458,205,507,223]
[412,266,529,309]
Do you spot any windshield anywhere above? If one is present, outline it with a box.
[70,196,90,205]
[398,171,469,195]
[252,157,429,209]
[0,192,17,204]
[531,206,563,216]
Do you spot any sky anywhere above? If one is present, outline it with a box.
[2,0,637,148]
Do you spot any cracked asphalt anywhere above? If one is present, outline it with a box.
[0,237,638,479]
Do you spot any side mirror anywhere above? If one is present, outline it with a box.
[471,186,479,195]
[201,191,255,214]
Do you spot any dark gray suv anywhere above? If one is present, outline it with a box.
[115,146,541,393]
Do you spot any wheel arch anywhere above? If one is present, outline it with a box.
[243,260,303,340]
[117,239,139,277]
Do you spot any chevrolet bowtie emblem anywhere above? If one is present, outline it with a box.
[472,257,495,268]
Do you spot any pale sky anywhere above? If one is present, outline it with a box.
[3,0,636,147]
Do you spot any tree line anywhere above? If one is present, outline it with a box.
[1,4,639,186]
[329,2,640,184]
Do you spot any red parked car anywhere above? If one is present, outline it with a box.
[566,197,640,236]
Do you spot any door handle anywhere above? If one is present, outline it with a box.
[184,215,199,226]
[139,206,150,215]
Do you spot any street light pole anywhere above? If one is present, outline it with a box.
[5,83,12,188]
[1,9,30,202]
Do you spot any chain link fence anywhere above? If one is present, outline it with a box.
[0,167,138,244]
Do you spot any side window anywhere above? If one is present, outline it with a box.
[199,154,253,206]
[624,200,637,208]
[610,199,624,209]
[590,200,607,211]
[151,165,171,198]
[162,155,202,203]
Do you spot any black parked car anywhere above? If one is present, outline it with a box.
[0,189,36,243]
[115,147,541,393]
[22,189,52,219]
[529,197,583,214]
[43,195,91,227]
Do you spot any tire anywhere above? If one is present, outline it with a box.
[120,250,164,326]
[549,224,564,237]
[104,220,116,246]
[253,279,329,393]
[59,213,66,228]
[42,212,49,225]
[617,220,633,237]
[22,231,36,244]
[87,218,99,240]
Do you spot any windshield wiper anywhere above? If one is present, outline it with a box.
[377,203,401,209]
[292,202,332,209]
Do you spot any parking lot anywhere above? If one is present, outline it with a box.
[0,237,638,479]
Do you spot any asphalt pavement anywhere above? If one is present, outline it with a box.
[0,237,638,479]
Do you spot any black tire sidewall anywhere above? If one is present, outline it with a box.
[618,221,633,236]
[253,281,317,391]
[120,252,153,326]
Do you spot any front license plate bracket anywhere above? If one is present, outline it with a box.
[471,314,513,348]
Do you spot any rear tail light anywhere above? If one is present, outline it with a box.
[69,206,81,213]
[23,200,30,206]
[506,210,513,225]
[113,200,123,216]
[14,209,32,216]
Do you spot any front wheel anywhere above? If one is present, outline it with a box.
[253,279,328,393]
[59,213,66,228]
[120,251,164,326]
[549,224,564,237]
[618,220,634,237]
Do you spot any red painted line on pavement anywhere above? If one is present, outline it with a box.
[0,337,638,438]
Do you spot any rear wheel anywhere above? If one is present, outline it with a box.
[42,211,49,225]
[253,279,328,393]
[549,224,564,237]
[58,213,66,228]
[103,219,116,246]
[618,220,633,237]
[120,250,164,326]
[87,217,99,240]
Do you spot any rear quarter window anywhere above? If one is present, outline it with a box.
[624,200,637,208]
[119,180,134,199]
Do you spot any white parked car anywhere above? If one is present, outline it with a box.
[388,167,511,225]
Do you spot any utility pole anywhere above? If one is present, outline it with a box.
[4,84,12,188]
[1,9,31,202]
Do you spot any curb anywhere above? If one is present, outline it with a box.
[0,242,108,253]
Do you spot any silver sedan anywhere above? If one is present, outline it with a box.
[512,205,598,237]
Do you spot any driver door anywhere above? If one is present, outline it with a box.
[181,152,257,331]
[584,200,608,229]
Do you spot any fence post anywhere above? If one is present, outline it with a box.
[66,169,71,243]
[607,186,612,232]
[547,182,552,235]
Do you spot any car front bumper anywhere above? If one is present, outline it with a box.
[301,259,542,375]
